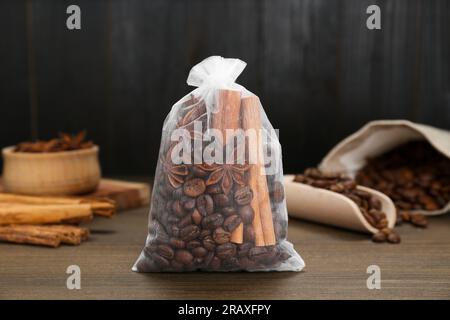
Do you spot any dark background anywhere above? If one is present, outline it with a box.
[1,0,449,175]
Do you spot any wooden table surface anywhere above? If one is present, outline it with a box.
[1,204,450,299]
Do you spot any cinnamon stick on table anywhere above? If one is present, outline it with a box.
[0,193,116,217]
[0,203,93,225]
[0,224,89,247]
[212,90,244,244]
[241,96,276,246]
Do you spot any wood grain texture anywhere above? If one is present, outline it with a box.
[28,0,111,170]
[0,0,449,175]
[0,195,449,299]
[0,0,31,167]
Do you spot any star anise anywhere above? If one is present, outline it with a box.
[198,162,250,195]
[177,97,207,140]
[177,97,207,128]
[161,145,188,188]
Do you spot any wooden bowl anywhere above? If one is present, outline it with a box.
[2,145,101,195]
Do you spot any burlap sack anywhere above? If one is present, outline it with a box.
[320,120,450,215]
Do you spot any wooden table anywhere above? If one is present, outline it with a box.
[1,205,449,299]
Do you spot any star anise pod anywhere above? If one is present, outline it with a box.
[177,97,207,140]
[161,145,189,189]
[198,162,249,195]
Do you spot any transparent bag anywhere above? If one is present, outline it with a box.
[133,56,304,272]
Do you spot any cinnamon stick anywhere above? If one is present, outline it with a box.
[212,89,244,244]
[0,193,116,217]
[0,203,93,225]
[0,224,89,247]
[241,96,276,246]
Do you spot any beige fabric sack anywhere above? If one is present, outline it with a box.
[320,120,450,216]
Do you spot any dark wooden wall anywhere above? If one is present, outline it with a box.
[1,0,449,175]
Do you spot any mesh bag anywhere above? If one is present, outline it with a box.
[133,56,304,272]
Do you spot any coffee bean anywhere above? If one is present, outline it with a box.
[199,229,211,238]
[354,189,371,200]
[221,206,237,217]
[206,184,222,194]
[172,200,184,218]
[156,244,174,260]
[238,205,254,224]
[186,240,202,250]
[183,178,206,197]
[222,257,239,269]
[178,215,192,228]
[223,215,242,232]
[244,225,255,242]
[271,181,285,202]
[203,251,214,266]
[208,256,221,269]
[372,232,387,243]
[237,242,253,258]
[370,197,382,210]
[400,211,411,222]
[182,197,196,211]
[213,227,230,244]
[202,236,216,251]
[175,250,194,265]
[377,218,388,229]
[169,238,185,249]
[180,225,200,242]
[213,194,230,207]
[410,214,428,228]
[151,253,170,268]
[216,243,237,260]
[362,211,376,227]
[248,246,276,262]
[191,209,202,225]
[239,257,257,270]
[202,213,224,229]
[329,183,346,193]
[234,186,253,205]
[192,247,208,258]
[196,194,214,216]
[387,232,401,244]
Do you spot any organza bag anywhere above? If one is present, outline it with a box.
[133,56,304,272]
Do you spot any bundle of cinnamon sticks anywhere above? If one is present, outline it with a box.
[214,91,276,246]
[0,193,115,247]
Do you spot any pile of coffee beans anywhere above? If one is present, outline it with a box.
[294,168,401,244]
[356,141,450,213]
[135,168,289,272]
